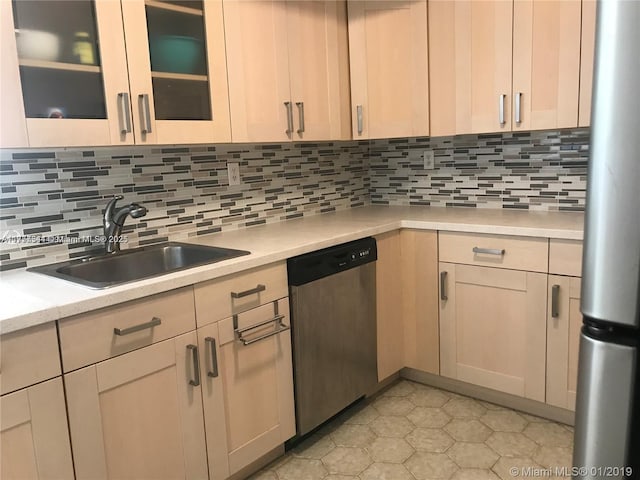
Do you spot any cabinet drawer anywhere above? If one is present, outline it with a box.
[439,231,549,272]
[549,239,583,277]
[194,262,288,327]
[59,287,196,372]
[1,322,61,395]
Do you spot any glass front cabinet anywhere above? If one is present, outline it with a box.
[0,0,231,148]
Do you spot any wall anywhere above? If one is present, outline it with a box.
[369,128,589,210]
[0,141,369,271]
[0,128,589,271]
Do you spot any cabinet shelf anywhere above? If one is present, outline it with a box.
[19,59,101,74]
[145,0,203,17]
[151,71,208,82]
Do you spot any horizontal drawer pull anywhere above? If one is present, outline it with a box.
[236,314,285,335]
[231,284,266,299]
[237,318,290,346]
[113,317,161,336]
[472,247,506,256]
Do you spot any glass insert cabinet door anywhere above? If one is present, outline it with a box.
[121,0,231,144]
[6,0,132,147]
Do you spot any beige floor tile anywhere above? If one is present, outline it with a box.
[292,433,336,459]
[407,407,452,428]
[247,470,278,480]
[382,381,417,397]
[369,415,416,437]
[373,396,416,416]
[445,419,493,442]
[324,476,357,480]
[321,446,372,476]
[533,446,573,469]
[408,386,451,408]
[443,398,488,418]
[366,437,415,463]
[485,432,538,457]
[275,458,328,480]
[330,424,376,448]
[452,468,501,480]
[520,412,550,423]
[478,401,508,411]
[343,405,380,426]
[405,451,459,480]
[523,423,573,447]
[447,442,500,469]
[360,462,415,480]
[480,411,528,433]
[405,427,455,453]
[492,457,543,480]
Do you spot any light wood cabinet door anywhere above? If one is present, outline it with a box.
[546,275,582,411]
[224,0,292,143]
[439,262,547,401]
[6,0,133,147]
[429,0,513,136]
[65,332,209,480]
[348,1,429,139]
[215,298,295,475]
[1,378,74,480]
[287,1,351,141]
[375,231,404,381]
[121,0,231,145]
[512,0,582,130]
[401,230,440,375]
[579,0,596,127]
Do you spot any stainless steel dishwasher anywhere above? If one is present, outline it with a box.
[287,237,377,437]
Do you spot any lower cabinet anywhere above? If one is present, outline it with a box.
[1,377,74,480]
[201,298,296,478]
[546,275,582,411]
[65,332,209,480]
[439,262,547,401]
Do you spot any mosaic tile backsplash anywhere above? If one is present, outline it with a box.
[369,128,589,210]
[0,128,589,271]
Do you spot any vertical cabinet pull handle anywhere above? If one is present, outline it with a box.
[284,101,294,136]
[440,271,448,301]
[551,284,560,318]
[514,92,522,124]
[296,102,305,134]
[139,94,152,134]
[187,344,200,386]
[117,92,131,134]
[356,105,363,135]
[205,337,219,378]
[499,94,506,125]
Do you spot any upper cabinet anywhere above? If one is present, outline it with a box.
[224,0,351,143]
[348,1,429,139]
[578,0,596,127]
[430,0,582,136]
[1,0,231,148]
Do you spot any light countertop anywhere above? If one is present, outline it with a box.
[0,206,583,334]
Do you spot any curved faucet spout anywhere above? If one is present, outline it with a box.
[103,196,147,254]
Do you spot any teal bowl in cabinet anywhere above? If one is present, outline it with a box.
[149,35,204,74]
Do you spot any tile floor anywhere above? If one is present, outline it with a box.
[249,380,574,480]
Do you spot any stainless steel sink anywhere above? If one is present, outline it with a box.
[28,242,250,289]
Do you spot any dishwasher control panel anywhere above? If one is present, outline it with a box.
[287,237,377,286]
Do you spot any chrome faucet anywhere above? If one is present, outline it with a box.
[103,195,147,253]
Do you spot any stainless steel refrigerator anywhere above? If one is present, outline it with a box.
[573,0,640,475]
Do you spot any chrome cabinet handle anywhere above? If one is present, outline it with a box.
[514,92,522,124]
[356,104,363,135]
[296,101,305,134]
[205,337,219,378]
[117,92,131,134]
[114,317,161,336]
[187,344,200,386]
[139,93,152,134]
[551,284,560,318]
[472,247,506,256]
[285,101,294,136]
[499,94,506,125]
[231,284,266,299]
[440,271,448,301]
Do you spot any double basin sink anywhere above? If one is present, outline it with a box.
[29,242,250,289]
